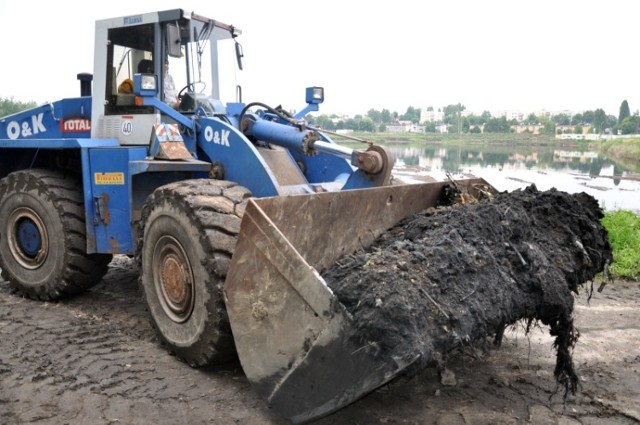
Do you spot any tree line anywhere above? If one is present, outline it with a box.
[0,97,38,118]
[3,96,638,136]
[306,100,640,135]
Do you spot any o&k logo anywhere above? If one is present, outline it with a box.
[6,113,47,140]
[203,126,230,147]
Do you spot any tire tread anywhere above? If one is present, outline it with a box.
[136,179,250,366]
[0,169,112,300]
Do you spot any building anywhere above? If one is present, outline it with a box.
[386,121,426,133]
[420,109,444,123]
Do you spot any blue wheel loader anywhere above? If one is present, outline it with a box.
[0,9,489,423]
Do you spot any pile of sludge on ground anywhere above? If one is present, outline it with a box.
[323,184,612,397]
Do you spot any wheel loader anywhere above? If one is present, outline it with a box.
[0,9,490,423]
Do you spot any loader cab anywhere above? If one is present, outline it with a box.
[91,9,242,145]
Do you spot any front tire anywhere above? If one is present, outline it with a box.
[137,179,250,366]
[0,169,112,300]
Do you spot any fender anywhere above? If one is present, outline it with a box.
[195,117,281,197]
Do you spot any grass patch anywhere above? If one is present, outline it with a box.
[601,209,640,280]
[342,132,558,146]
[594,138,640,172]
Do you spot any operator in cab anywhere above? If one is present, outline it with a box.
[117,59,153,94]
[163,60,180,109]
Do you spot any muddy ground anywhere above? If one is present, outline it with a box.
[1,261,639,424]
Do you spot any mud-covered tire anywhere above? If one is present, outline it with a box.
[0,169,113,300]
[137,179,251,366]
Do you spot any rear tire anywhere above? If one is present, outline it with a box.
[137,179,251,366]
[0,169,112,300]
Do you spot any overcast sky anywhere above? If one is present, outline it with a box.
[1,1,637,118]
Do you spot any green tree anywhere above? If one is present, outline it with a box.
[305,114,316,125]
[552,113,571,126]
[593,108,607,134]
[618,100,630,124]
[381,109,393,124]
[539,116,556,136]
[484,116,511,133]
[314,114,336,131]
[424,121,437,133]
[615,116,640,134]
[399,106,421,124]
[461,117,470,133]
[443,104,465,123]
[367,109,382,124]
[443,103,465,134]
[466,114,483,126]
[359,117,376,132]
[0,97,38,117]
[571,113,583,125]
[525,113,538,125]
[582,110,595,124]
[343,118,358,131]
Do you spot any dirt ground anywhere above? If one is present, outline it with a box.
[0,255,638,425]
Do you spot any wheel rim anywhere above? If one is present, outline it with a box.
[7,207,49,269]
[152,235,195,323]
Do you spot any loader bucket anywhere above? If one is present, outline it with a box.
[224,178,491,423]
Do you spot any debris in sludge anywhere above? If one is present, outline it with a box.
[324,184,612,397]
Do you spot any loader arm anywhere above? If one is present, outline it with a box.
[135,79,394,196]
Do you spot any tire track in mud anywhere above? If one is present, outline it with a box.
[0,256,282,425]
[1,258,639,424]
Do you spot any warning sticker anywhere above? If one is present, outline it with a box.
[95,172,125,185]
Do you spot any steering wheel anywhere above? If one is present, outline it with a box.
[177,81,207,100]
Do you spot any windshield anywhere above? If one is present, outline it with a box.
[165,19,240,105]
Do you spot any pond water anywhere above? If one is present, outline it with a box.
[384,143,640,213]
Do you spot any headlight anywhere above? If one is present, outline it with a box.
[133,74,158,96]
[141,75,156,90]
[306,86,324,104]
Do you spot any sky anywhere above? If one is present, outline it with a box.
[1,1,638,118]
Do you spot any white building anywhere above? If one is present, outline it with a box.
[420,109,444,123]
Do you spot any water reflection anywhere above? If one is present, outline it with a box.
[386,143,640,213]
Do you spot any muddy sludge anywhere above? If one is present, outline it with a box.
[323,184,612,396]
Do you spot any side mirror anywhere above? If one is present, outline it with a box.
[235,41,244,71]
[167,24,182,58]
